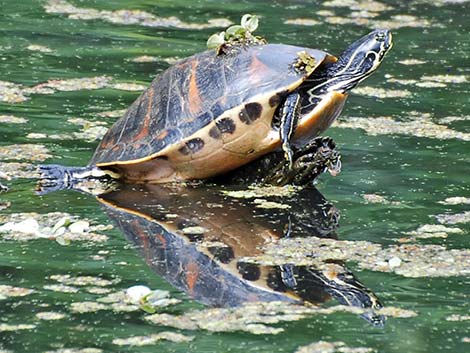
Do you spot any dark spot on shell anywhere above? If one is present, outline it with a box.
[208,246,234,264]
[178,137,205,155]
[209,126,221,139]
[237,261,261,281]
[269,94,281,107]
[209,117,236,139]
[239,102,263,125]
[217,117,236,134]
[269,90,288,107]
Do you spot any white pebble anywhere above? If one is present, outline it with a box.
[0,218,40,234]
[388,256,402,268]
[68,220,90,233]
[126,285,151,304]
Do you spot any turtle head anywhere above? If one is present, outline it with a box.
[327,29,393,93]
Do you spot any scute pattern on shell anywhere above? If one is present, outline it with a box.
[90,44,328,165]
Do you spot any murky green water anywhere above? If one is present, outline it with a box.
[1,1,469,352]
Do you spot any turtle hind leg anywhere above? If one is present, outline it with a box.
[37,164,111,195]
[37,165,89,194]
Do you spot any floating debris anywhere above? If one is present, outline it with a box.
[96,109,126,119]
[1,77,148,104]
[316,10,335,17]
[439,197,470,205]
[131,55,159,63]
[50,274,119,287]
[131,56,182,65]
[0,212,110,243]
[372,14,433,29]
[386,77,418,86]
[65,117,109,141]
[245,236,470,278]
[27,44,54,53]
[335,116,470,141]
[44,0,231,29]
[0,115,27,124]
[0,81,28,103]
[70,301,108,314]
[146,301,413,335]
[0,323,36,332]
[323,0,391,12]
[284,18,321,26]
[44,284,80,293]
[319,6,433,29]
[439,116,470,124]
[363,194,401,205]
[85,287,112,295]
[0,201,10,211]
[421,74,467,84]
[112,332,193,346]
[0,144,52,162]
[31,76,112,93]
[403,224,464,241]
[73,126,109,141]
[398,59,426,65]
[222,185,298,199]
[296,341,375,353]
[0,285,35,298]
[180,226,207,235]
[36,312,66,321]
[377,306,417,318]
[353,86,412,98]
[436,211,470,225]
[44,349,102,353]
[111,82,147,92]
[446,314,470,322]
[254,198,291,209]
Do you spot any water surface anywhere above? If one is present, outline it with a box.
[1,1,469,352]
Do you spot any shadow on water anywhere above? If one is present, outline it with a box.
[98,183,385,327]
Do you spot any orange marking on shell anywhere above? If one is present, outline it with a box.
[155,129,169,140]
[188,60,203,115]
[132,88,155,142]
[132,221,151,262]
[186,262,199,294]
[155,233,167,248]
[249,55,270,83]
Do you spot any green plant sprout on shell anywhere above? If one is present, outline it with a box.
[207,14,267,55]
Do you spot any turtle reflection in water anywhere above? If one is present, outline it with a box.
[99,184,385,326]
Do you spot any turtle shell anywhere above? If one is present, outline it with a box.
[91,44,336,182]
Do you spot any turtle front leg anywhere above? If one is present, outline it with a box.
[279,92,301,170]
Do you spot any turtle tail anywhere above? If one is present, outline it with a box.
[37,164,98,194]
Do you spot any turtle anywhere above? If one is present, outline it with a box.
[39,29,392,190]
[99,183,384,326]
